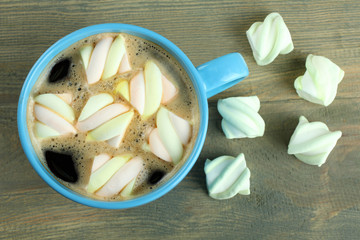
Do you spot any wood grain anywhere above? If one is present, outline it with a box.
[1,0,360,239]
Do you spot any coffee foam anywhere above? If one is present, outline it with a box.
[27,33,200,201]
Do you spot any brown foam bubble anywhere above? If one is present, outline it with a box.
[27,32,200,201]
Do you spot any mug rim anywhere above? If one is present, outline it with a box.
[17,23,209,209]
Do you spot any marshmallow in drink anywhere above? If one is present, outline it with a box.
[102,34,131,79]
[288,116,342,167]
[34,93,76,138]
[81,34,132,84]
[116,79,130,101]
[120,177,137,198]
[160,74,177,104]
[56,93,73,105]
[204,153,251,200]
[91,153,111,173]
[86,154,143,197]
[76,93,133,147]
[246,12,294,66]
[116,60,178,119]
[146,107,191,164]
[96,156,143,197]
[217,96,265,139]
[294,54,344,106]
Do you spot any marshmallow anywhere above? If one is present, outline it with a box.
[143,61,163,119]
[86,154,143,197]
[118,61,177,119]
[205,153,250,200]
[86,154,131,193]
[147,107,191,164]
[116,79,130,101]
[78,93,114,122]
[85,37,113,84]
[82,34,132,84]
[217,96,265,139]
[288,116,342,167]
[247,12,294,65]
[35,93,75,123]
[91,153,111,173]
[120,178,137,198]
[294,54,344,106]
[130,71,146,115]
[35,122,60,138]
[102,34,130,79]
[85,110,134,147]
[80,45,93,70]
[76,103,130,132]
[161,74,178,104]
[77,93,133,147]
[96,157,143,198]
[34,93,76,137]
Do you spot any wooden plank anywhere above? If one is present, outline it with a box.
[0,0,359,239]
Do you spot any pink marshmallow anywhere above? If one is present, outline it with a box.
[34,104,76,135]
[169,111,192,145]
[161,75,178,104]
[56,93,72,105]
[106,130,126,148]
[149,128,172,162]
[96,157,143,197]
[130,71,145,115]
[119,51,132,74]
[86,37,113,84]
[76,103,130,132]
[91,154,111,173]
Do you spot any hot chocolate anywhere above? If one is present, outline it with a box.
[27,32,200,200]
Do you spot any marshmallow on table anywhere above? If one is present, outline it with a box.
[204,153,250,200]
[288,116,342,167]
[76,93,133,148]
[217,96,265,139]
[34,93,76,138]
[80,34,132,85]
[294,54,345,106]
[86,154,144,198]
[246,12,294,66]
[116,60,178,119]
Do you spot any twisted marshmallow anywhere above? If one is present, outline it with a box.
[288,116,342,167]
[146,107,191,164]
[294,54,345,106]
[218,96,265,139]
[116,60,178,120]
[80,34,132,84]
[247,12,294,66]
[76,93,133,148]
[86,154,143,197]
[205,153,250,200]
[34,93,76,138]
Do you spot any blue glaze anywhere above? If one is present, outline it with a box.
[197,53,249,98]
[17,23,248,209]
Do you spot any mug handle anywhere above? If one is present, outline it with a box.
[196,53,249,98]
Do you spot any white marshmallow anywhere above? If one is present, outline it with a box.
[288,116,342,167]
[218,96,265,139]
[294,54,344,106]
[247,12,294,65]
[205,153,250,200]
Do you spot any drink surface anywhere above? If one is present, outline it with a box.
[27,32,200,200]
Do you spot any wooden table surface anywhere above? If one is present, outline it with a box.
[1,0,359,239]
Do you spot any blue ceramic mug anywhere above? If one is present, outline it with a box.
[18,23,249,209]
